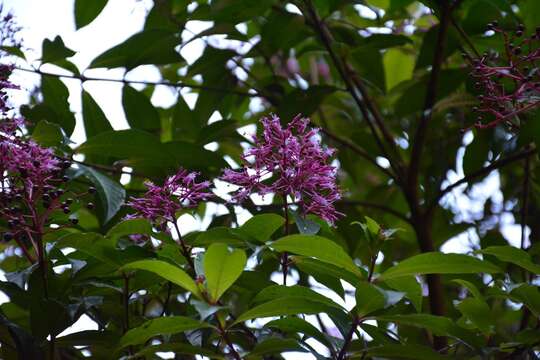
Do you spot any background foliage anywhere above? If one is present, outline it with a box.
[1,0,540,359]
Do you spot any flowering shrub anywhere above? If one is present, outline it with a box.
[0,2,540,360]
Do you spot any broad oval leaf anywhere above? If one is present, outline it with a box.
[356,282,404,317]
[236,214,285,243]
[118,316,210,349]
[253,285,344,310]
[121,260,202,299]
[233,297,336,324]
[379,253,501,280]
[479,246,540,274]
[271,235,362,277]
[203,243,246,302]
[75,0,108,29]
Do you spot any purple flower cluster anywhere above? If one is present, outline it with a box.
[221,115,342,224]
[127,168,212,225]
[470,23,540,130]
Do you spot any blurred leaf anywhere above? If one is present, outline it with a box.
[456,297,493,334]
[366,344,449,360]
[265,317,334,350]
[380,253,501,280]
[106,218,153,243]
[81,89,113,138]
[74,0,108,29]
[40,75,76,135]
[248,338,307,356]
[511,284,540,317]
[41,36,75,64]
[203,243,246,302]
[122,85,160,131]
[384,48,414,91]
[31,120,63,147]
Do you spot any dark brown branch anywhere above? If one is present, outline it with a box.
[337,315,361,360]
[12,65,260,98]
[408,0,452,210]
[429,145,537,212]
[301,1,401,180]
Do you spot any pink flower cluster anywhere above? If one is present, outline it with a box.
[127,168,212,225]
[221,115,342,224]
[470,23,540,130]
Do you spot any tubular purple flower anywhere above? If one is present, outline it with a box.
[127,168,212,225]
[221,114,343,224]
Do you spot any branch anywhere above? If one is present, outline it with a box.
[301,1,403,181]
[407,1,452,211]
[429,145,537,212]
[337,316,361,360]
[12,65,260,98]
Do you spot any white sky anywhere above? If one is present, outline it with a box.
[1,1,527,358]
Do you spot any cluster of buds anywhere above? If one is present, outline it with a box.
[469,22,540,130]
[0,66,95,262]
[221,115,343,225]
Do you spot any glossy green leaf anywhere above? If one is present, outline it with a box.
[356,282,404,317]
[203,243,246,302]
[248,338,307,356]
[511,284,540,317]
[380,252,501,280]
[106,218,153,243]
[384,276,422,312]
[234,297,335,324]
[121,260,202,299]
[253,285,343,310]
[479,246,540,274]
[237,214,285,243]
[78,165,125,223]
[366,344,449,360]
[118,316,210,348]
[31,120,63,147]
[272,235,362,277]
[264,317,334,350]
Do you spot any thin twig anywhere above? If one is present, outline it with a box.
[429,145,537,212]
[337,316,361,360]
[12,65,260,97]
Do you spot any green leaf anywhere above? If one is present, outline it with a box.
[41,75,76,135]
[511,284,540,317]
[237,214,285,243]
[118,316,210,349]
[264,317,334,350]
[122,85,160,131]
[292,211,321,235]
[355,282,404,317]
[81,89,113,139]
[78,165,125,223]
[376,314,481,348]
[452,279,484,300]
[233,297,335,324]
[133,343,222,359]
[106,218,152,243]
[456,298,493,334]
[0,45,26,59]
[479,246,540,274]
[366,344,449,360]
[379,252,501,280]
[253,285,343,310]
[248,338,307,356]
[31,120,63,147]
[295,256,360,286]
[57,232,121,267]
[74,0,108,29]
[89,29,184,70]
[272,235,362,277]
[384,276,423,312]
[41,36,75,64]
[203,243,246,302]
[122,260,202,299]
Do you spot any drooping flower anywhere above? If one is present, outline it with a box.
[469,22,540,130]
[127,168,212,225]
[221,114,343,224]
